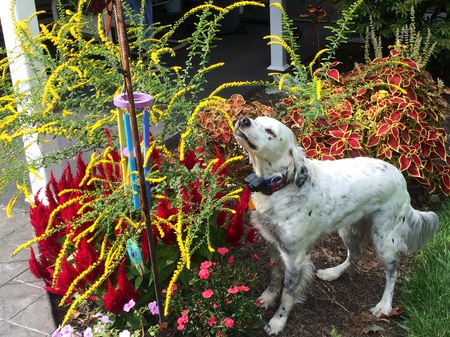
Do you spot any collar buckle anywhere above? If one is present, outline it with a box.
[244,172,289,195]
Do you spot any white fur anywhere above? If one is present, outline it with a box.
[234,116,439,335]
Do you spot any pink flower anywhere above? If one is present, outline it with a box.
[198,268,210,280]
[228,256,235,265]
[83,327,93,337]
[162,283,177,294]
[200,261,213,269]
[148,301,159,315]
[223,317,234,328]
[228,285,249,294]
[217,247,229,256]
[208,316,218,326]
[177,310,189,330]
[56,325,74,337]
[202,289,214,299]
[123,299,135,312]
[92,313,113,324]
[255,299,262,306]
[252,254,259,259]
[227,286,239,294]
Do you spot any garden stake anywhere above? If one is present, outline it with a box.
[112,0,165,325]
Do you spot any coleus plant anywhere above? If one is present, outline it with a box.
[282,45,450,195]
[196,94,276,157]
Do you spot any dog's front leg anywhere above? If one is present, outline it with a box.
[259,244,283,309]
[265,251,306,335]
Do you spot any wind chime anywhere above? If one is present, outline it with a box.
[88,0,165,325]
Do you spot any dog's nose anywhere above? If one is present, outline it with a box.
[239,116,251,128]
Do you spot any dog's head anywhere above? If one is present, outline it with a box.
[234,116,308,188]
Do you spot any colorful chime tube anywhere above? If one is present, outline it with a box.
[113,92,154,210]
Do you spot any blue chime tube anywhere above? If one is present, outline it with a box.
[123,113,140,210]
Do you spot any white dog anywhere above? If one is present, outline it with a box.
[234,116,439,335]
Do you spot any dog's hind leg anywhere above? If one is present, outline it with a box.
[370,250,398,317]
[370,227,401,317]
[258,244,284,309]
[317,223,367,281]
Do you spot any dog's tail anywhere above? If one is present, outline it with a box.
[406,208,439,252]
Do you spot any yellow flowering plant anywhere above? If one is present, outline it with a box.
[2,0,266,334]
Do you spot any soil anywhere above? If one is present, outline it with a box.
[248,234,407,337]
[50,43,450,337]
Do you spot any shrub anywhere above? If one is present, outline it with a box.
[283,45,450,195]
[272,2,450,196]
[196,93,276,158]
[330,0,450,62]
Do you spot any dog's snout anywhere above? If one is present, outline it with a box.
[239,116,251,128]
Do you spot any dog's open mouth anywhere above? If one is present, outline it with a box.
[234,129,258,151]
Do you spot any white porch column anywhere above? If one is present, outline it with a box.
[267,0,289,71]
[0,0,49,202]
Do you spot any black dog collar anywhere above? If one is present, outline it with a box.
[245,172,289,195]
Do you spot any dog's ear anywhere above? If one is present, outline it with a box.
[288,146,309,188]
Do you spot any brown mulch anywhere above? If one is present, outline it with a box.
[247,234,407,337]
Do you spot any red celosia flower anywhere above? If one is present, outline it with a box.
[103,259,140,315]
[43,258,82,300]
[181,148,203,170]
[245,228,259,244]
[155,198,178,244]
[216,210,228,228]
[228,256,235,265]
[29,246,51,281]
[180,181,202,214]
[140,229,151,261]
[225,187,251,246]
[73,238,103,285]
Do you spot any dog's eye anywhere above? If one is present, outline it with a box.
[265,128,276,137]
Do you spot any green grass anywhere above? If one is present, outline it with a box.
[401,201,450,337]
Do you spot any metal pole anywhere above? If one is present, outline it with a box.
[112,0,165,325]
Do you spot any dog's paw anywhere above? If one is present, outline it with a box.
[258,288,278,309]
[265,316,287,335]
[316,267,341,281]
[370,302,392,318]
